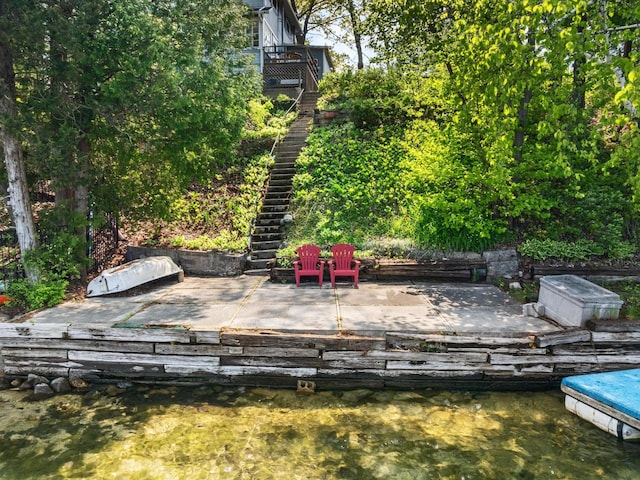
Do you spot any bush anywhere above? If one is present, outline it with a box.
[7,278,68,311]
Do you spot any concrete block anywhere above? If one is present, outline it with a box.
[539,275,623,327]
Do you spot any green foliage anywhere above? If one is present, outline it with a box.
[518,238,636,262]
[8,0,260,227]
[319,68,453,129]
[6,278,68,311]
[603,281,640,320]
[291,123,406,247]
[32,206,89,281]
[243,98,297,141]
[163,153,272,251]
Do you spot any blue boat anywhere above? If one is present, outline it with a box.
[561,369,640,441]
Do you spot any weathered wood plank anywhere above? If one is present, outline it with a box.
[70,362,165,376]
[322,359,387,369]
[220,357,322,368]
[0,338,154,353]
[386,332,534,348]
[217,366,318,377]
[322,350,488,363]
[553,345,640,355]
[0,323,68,339]
[591,332,640,344]
[594,354,640,364]
[68,351,220,366]
[534,329,591,348]
[155,344,241,356]
[386,361,486,371]
[221,330,386,350]
[490,353,597,365]
[1,347,68,360]
[191,330,221,344]
[587,319,640,332]
[515,365,555,375]
[554,364,608,374]
[3,357,82,369]
[242,347,320,358]
[3,365,70,377]
[490,347,548,355]
[67,326,193,343]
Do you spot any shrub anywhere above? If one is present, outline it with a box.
[7,278,68,311]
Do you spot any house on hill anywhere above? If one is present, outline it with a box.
[245,0,333,97]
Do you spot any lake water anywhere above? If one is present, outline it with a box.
[1,386,639,479]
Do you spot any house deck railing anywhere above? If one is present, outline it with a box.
[262,46,319,92]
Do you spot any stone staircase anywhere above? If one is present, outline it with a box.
[245,92,319,275]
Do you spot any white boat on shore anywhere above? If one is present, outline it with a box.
[86,256,184,297]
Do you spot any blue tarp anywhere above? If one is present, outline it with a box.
[562,369,640,421]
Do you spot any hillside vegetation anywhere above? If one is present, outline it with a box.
[284,68,638,262]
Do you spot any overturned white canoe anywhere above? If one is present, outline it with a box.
[86,256,183,297]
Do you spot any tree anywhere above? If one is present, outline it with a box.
[5,0,260,278]
[0,0,39,282]
[297,0,370,69]
[364,0,639,244]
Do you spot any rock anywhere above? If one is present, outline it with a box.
[27,374,50,386]
[18,380,34,391]
[50,377,72,394]
[105,385,124,397]
[30,383,55,400]
[69,376,89,389]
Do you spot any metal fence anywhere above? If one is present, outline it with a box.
[0,210,120,285]
[0,228,24,288]
[87,212,120,273]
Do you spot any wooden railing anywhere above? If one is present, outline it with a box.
[262,46,319,92]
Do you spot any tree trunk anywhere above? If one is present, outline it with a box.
[0,8,39,282]
[513,31,536,166]
[345,0,364,70]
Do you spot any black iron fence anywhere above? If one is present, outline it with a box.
[0,210,120,285]
[0,228,24,289]
[87,212,120,273]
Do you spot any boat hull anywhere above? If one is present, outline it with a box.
[87,256,183,297]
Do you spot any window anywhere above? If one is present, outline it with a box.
[250,17,260,48]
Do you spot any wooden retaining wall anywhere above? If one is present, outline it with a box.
[2,320,639,390]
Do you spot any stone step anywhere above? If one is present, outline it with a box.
[263,198,289,207]
[246,258,272,270]
[251,232,282,242]
[270,168,296,176]
[264,194,290,202]
[250,248,278,259]
[261,205,288,214]
[265,187,292,195]
[251,239,282,250]
[268,178,293,187]
[256,212,284,222]
[270,174,295,182]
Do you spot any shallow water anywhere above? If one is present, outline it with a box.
[0,386,639,479]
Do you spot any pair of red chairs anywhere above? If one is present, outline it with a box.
[293,243,360,288]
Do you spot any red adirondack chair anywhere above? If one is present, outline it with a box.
[329,243,360,288]
[293,244,325,287]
